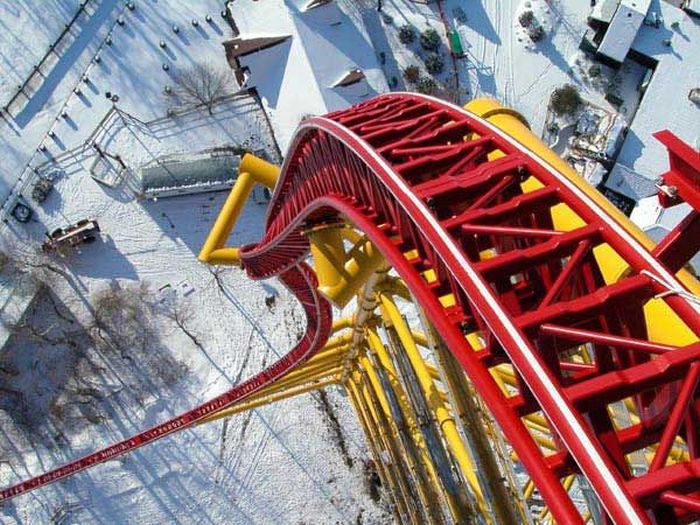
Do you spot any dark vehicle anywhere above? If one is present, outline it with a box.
[42,219,101,253]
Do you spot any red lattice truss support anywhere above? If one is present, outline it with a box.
[2,94,700,525]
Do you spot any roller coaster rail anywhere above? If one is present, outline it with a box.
[2,93,700,525]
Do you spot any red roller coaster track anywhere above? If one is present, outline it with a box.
[2,93,700,524]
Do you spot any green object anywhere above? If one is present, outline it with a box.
[448,30,464,56]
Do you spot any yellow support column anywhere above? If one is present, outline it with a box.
[358,350,445,523]
[198,154,279,266]
[347,373,419,525]
[379,293,489,522]
[430,331,527,525]
[366,327,458,524]
[202,377,338,423]
[307,227,386,308]
[239,154,280,190]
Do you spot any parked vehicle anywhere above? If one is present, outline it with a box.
[42,219,101,253]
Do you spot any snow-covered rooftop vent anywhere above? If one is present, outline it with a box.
[690,88,700,104]
[138,151,241,200]
[598,0,651,64]
[333,69,365,88]
[305,0,332,10]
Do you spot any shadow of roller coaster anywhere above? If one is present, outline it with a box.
[3,93,700,525]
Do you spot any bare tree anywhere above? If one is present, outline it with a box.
[90,282,154,357]
[171,62,233,115]
[159,295,204,352]
[89,282,189,387]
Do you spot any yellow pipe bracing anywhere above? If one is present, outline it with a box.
[358,348,469,522]
[254,363,343,396]
[206,365,343,416]
[337,267,390,384]
[347,373,420,525]
[378,292,491,519]
[210,347,347,409]
[350,367,433,524]
[356,372,426,525]
[348,380,409,523]
[202,377,338,424]
[198,154,279,266]
[378,277,412,302]
[307,226,385,308]
[348,371,424,524]
[365,327,457,522]
[331,316,355,332]
[239,153,280,190]
[421,313,527,525]
[305,344,349,364]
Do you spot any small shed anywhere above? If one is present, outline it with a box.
[598,0,651,65]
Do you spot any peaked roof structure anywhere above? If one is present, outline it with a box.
[223,35,291,66]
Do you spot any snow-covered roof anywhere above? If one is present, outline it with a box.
[224,36,292,62]
[684,0,700,17]
[606,163,657,200]
[610,0,700,186]
[228,0,388,151]
[598,0,652,63]
[590,0,623,23]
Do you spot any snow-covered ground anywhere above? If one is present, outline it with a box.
[0,1,87,108]
[0,1,389,523]
[0,133,389,523]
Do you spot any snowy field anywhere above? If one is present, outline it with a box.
[1,187,388,524]
[0,1,87,108]
[0,0,389,523]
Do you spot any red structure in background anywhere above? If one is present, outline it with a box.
[652,131,700,274]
